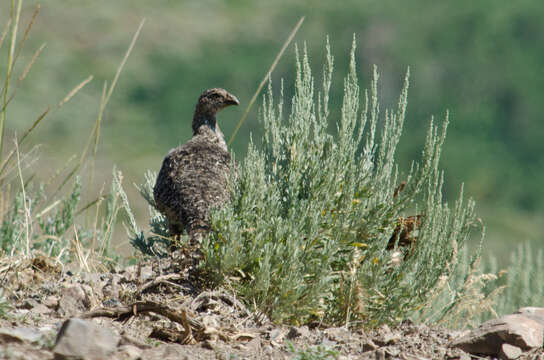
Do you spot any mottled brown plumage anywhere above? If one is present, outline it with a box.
[153,88,239,242]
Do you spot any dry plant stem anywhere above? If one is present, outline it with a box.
[13,4,40,62]
[86,82,107,217]
[75,195,105,217]
[0,107,48,182]
[0,0,22,166]
[139,273,183,293]
[56,19,145,196]
[0,43,46,113]
[90,185,105,252]
[82,301,202,343]
[58,75,94,108]
[35,199,60,219]
[86,17,144,206]
[0,19,12,49]
[14,137,31,257]
[228,16,305,146]
[0,74,92,183]
[72,224,90,273]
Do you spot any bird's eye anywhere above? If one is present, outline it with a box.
[210,93,221,99]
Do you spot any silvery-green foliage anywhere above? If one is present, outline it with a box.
[204,37,482,325]
[493,243,544,316]
[124,170,170,257]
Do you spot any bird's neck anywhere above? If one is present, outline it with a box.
[192,112,217,135]
[193,112,227,151]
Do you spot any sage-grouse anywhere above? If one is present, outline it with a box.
[153,88,239,242]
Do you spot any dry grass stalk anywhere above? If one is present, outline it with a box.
[58,75,94,108]
[14,136,31,257]
[13,4,40,62]
[72,224,90,273]
[228,16,305,146]
[0,43,46,113]
[0,0,23,165]
[56,19,145,196]
[0,18,12,49]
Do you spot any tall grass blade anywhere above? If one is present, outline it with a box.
[0,73,92,181]
[0,19,12,49]
[228,16,304,146]
[104,19,145,106]
[13,4,40,62]
[0,0,23,165]
[14,137,31,257]
[0,43,46,113]
[54,19,144,195]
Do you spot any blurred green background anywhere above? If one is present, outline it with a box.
[1,1,542,257]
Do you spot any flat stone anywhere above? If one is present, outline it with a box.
[515,307,544,326]
[53,318,120,360]
[499,343,522,360]
[117,344,143,360]
[450,313,544,355]
[32,303,52,315]
[0,327,43,344]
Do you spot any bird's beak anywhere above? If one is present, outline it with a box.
[225,94,240,106]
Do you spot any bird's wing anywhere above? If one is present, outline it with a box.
[153,135,231,231]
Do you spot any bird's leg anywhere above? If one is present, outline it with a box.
[167,222,186,252]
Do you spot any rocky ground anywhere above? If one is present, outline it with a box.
[0,254,542,360]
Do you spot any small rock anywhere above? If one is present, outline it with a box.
[374,349,386,360]
[53,318,120,360]
[0,327,41,344]
[324,327,351,343]
[287,326,311,340]
[269,328,285,343]
[18,298,39,309]
[499,343,522,360]
[43,295,59,308]
[361,338,378,352]
[320,338,337,348]
[117,344,143,360]
[201,339,215,350]
[402,354,430,360]
[32,303,52,315]
[58,285,91,316]
[139,265,154,281]
[374,324,401,347]
[384,346,400,357]
[102,274,121,300]
[202,315,220,329]
[103,298,123,307]
[119,332,151,349]
[245,337,262,353]
[450,313,544,355]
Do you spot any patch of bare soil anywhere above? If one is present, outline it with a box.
[0,254,542,360]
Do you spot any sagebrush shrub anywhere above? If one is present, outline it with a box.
[199,39,483,325]
[130,38,487,326]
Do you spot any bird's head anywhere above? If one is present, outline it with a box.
[193,88,239,133]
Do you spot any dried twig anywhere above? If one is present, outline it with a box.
[82,301,203,344]
[139,273,184,293]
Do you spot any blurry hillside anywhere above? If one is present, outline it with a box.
[1,0,542,256]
